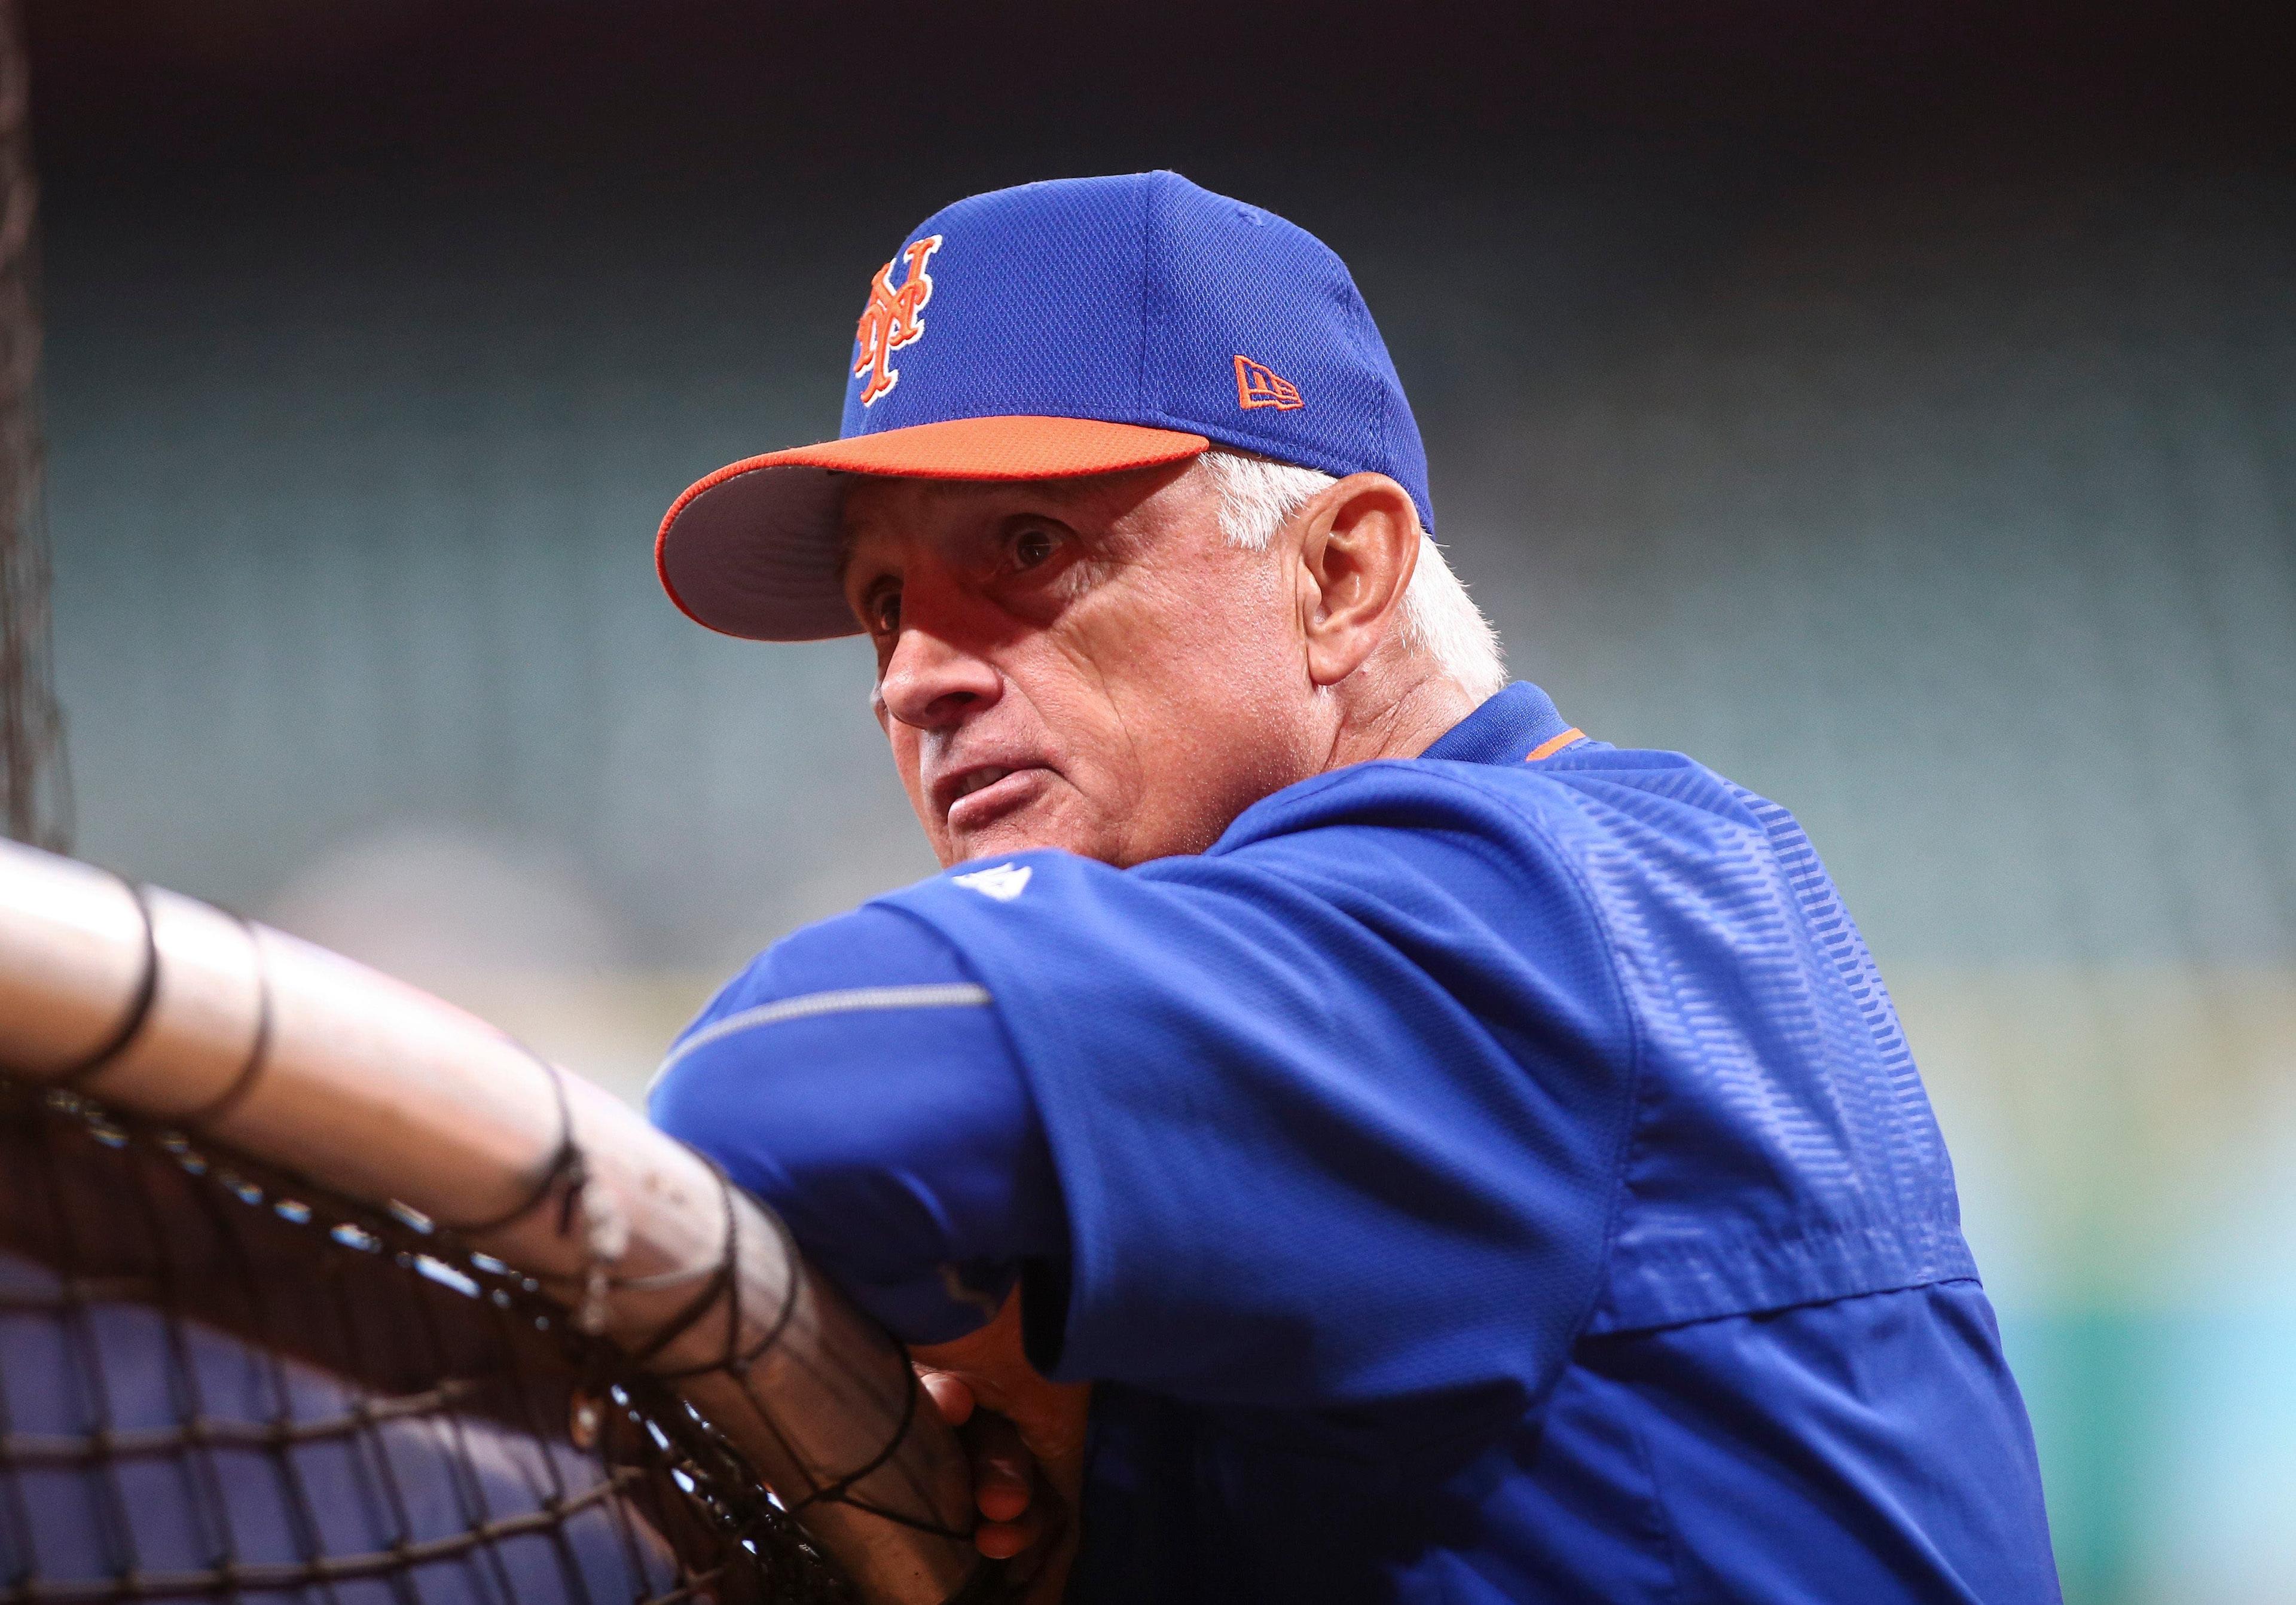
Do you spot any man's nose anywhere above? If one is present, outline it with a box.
[877,620,1002,730]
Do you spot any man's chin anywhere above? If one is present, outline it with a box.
[946,800,1123,868]
[951,821,1099,866]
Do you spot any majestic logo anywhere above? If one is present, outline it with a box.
[1234,354,1303,411]
[853,234,944,407]
[951,862,1032,903]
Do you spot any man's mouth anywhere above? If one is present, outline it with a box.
[938,763,1049,830]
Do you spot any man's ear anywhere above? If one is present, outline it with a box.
[1296,473,1422,687]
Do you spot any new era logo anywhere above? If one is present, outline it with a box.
[1234,354,1303,411]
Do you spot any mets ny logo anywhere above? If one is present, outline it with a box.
[853,234,943,406]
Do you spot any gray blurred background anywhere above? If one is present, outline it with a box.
[26,5,2295,1601]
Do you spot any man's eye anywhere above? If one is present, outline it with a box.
[1013,527,1058,569]
[868,589,901,635]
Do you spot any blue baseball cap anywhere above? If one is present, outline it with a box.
[656,171,1433,641]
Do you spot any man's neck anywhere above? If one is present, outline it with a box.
[1323,669,1480,774]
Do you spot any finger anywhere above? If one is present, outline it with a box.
[973,1501,1048,1561]
[975,1462,1032,1525]
[915,1368,975,1427]
[967,1411,1034,1524]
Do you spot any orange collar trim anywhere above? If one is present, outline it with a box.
[1525,727,1586,762]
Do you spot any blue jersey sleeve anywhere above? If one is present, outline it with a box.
[648,903,1065,1344]
[877,764,1639,1420]
[657,765,1636,1422]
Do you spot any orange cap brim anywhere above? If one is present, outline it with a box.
[655,416,1211,641]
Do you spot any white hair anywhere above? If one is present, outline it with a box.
[1198,450,1507,701]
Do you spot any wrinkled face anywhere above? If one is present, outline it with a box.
[840,461,1327,867]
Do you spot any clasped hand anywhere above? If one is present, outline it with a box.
[911,1288,1088,1603]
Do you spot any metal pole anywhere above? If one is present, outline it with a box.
[0,0,69,851]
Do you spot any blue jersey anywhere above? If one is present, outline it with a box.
[651,683,2060,1603]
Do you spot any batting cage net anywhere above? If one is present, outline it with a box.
[0,845,982,1605]
[0,1072,843,1604]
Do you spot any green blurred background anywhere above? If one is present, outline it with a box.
[25,5,2295,1600]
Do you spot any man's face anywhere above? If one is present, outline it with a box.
[841,461,1326,868]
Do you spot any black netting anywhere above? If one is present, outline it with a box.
[0,1077,851,1604]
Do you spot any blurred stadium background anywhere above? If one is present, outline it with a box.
[17,5,2293,1602]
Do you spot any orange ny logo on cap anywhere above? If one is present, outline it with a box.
[853,234,944,406]
[1234,354,1303,411]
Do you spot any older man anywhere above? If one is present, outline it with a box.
[648,173,2060,1603]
